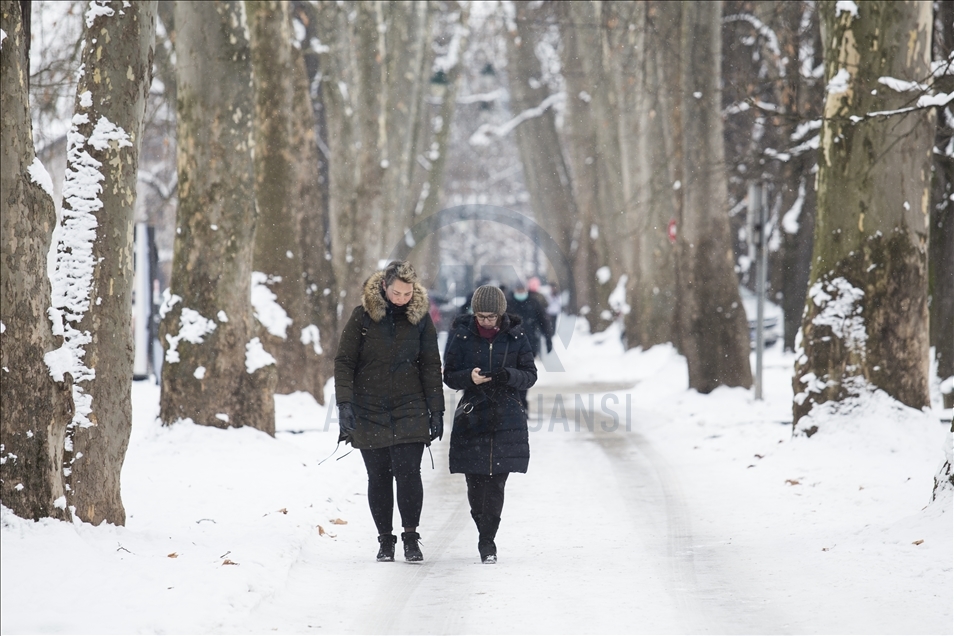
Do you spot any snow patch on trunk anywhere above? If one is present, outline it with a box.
[251,272,292,339]
[246,337,276,374]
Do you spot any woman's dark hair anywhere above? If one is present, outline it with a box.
[382,260,418,288]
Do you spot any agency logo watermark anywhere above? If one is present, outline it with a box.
[322,391,635,433]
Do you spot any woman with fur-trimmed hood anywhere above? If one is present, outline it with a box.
[334,261,444,563]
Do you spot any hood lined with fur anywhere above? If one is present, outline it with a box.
[361,270,429,325]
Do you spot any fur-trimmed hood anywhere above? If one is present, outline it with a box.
[361,270,430,325]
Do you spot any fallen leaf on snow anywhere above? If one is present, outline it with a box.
[278,508,288,514]
[330,518,348,525]
[317,525,326,535]
[785,479,800,486]
[912,539,924,546]
[167,552,178,559]
[222,559,239,566]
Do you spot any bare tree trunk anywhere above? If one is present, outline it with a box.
[247,0,322,398]
[315,1,436,308]
[43,0,157,525]
[557,1,625,330]
[504,1,579,309]
[0,0,73,522]
[678,0,753,393]
[621,1,679,349]
[654,0,686,354]
[794,0,934,430]
[291,41,339,403]
[410,4,470,282]
[160,0,276,435]
[930,0,954,385]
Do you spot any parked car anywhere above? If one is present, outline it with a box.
[738,286,782,348]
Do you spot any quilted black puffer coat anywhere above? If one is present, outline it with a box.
[334,271,444,449]
[442,313,537,474]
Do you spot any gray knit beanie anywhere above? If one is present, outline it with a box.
[471,285,507,315]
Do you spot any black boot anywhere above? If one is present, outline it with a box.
[401,531,423,562]
[376,534,397,562]
[478,538,497,564]
[477,514,501,564]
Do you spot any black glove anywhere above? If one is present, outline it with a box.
[491,368,509,386]
[429,411,444,442]
[337,403,356,443]
[546,337,553,353]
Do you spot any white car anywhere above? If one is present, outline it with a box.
[738,286,782,348]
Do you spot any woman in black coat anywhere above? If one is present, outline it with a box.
[334,261,444,563]
[442,285,537,563]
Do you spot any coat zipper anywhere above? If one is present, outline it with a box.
[488,338,494,474]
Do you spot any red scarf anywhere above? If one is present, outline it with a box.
[477,323,500,340]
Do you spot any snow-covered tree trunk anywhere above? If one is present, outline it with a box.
[43,0,156,525]
[503,1,579,310]
[930,0,954,387]
[247,0,322,398]
[160,0,276,435]
[677,0,753,393]
[793,0,934,430]
[0,0,73,522]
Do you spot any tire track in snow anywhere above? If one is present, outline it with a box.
[532,385,718,632]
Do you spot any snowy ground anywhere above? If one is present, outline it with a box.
[2,321,951,634]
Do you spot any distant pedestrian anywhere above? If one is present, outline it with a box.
[507,280,553,357]
[443,285,537,563]
[334,261,445,562]
[541,281,563,335]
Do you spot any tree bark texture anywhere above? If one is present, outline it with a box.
[504,1,580,310]
[160,0,276,435]
[678,0,753,393]
[930,0,954,384]
[247,0,323,398]
[44,0,156,525]
[556,1,624,331]
[625,0,679,349]
[0,0,73,522]
[794,0,934,429]
[653,0,687,355]
[291,42,339,403]
[314,1,436,309]
[410,4,470,283]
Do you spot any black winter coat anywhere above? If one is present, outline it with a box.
[334,271,444,449]
[443,313,537,474]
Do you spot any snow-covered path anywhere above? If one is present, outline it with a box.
[217,384,777,635]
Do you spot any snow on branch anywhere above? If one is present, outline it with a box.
[469,92,565,146]
[724,13,784,77]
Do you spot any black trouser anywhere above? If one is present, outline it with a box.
[360,442,425,535]
[465,473,509,541]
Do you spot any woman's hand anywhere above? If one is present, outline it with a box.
[471,367,492,385]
